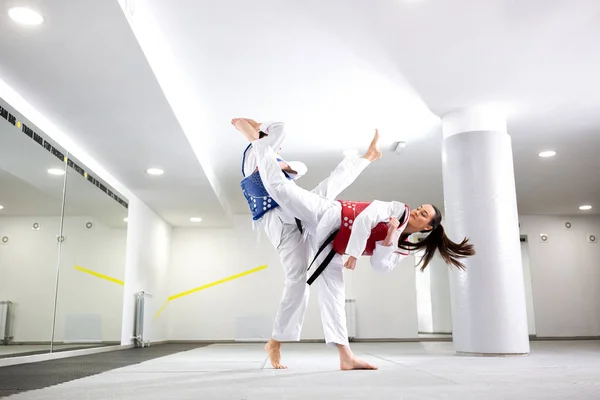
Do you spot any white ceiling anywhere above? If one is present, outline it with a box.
[0,0,229,227]
[0,0,598,227]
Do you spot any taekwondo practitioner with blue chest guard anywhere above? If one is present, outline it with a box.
[233,117,381,370]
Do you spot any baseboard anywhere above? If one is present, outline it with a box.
[0,344,132,368]
[166,338,450,344]
[531,335,600,341]
[146,340,169,346]
[351,337,452,342]
[5,341,121,345]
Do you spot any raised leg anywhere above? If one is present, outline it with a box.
[252,138,335,236]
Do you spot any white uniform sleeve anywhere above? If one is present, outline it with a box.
[370,239,410,273]
[345,200,405,259]
[259,121,286,152]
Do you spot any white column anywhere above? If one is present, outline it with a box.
[441,107,529,355]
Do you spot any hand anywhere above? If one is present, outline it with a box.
[344,256,357,270]
[387,217,400,233]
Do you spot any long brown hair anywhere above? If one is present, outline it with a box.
[398,205,475,271]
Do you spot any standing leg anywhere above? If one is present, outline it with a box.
[314,247,377,370]
[265,221,310,369]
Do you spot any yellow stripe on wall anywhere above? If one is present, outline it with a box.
[154,264,267,318]
[74,265,124,286]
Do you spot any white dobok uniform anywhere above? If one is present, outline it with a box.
[244,121,371,343]
[252,137,411,346]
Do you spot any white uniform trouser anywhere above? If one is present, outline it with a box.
[268,155,368,343]
[253,139,349,346]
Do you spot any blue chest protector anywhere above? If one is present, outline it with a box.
[240,144,292,221]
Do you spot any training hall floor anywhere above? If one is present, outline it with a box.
[1,341,599,399]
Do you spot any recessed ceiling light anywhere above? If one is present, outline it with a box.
[579,205,592,211]
[123,217,129,222]
[47,168,65,176]
[146,168,164,175]
[190,217,202,222]
[8,7,44,26]
[538,150,556,158]
[0,205,4,210]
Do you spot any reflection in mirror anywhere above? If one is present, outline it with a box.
[0,100,67,358]
[53,153,128,351]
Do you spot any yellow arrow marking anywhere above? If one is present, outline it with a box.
[74,265,124,286]
[154,264,267,318]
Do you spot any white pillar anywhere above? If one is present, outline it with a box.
[441,107,529,355]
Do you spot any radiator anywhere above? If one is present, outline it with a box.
[0,301,13,344]
[345,299,356,340]
[133,291,152,348]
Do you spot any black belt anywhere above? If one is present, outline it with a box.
[306,229,339,285]
[295,218,303,234]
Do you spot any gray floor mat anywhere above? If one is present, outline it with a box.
[0,343,204,398]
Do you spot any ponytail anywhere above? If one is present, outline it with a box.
[398,206,475,271]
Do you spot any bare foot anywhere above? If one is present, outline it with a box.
[232,118,259,141]
[363,129,382,162]
[340,356,378,371]
[265,339,287,369]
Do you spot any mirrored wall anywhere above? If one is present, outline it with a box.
[0,98,128,359]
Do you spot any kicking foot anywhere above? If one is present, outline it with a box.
[265,339,287,369]
[363,129,382,162]
[231,118,259,141]
[340,356,378,371]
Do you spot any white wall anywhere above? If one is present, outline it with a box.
[121,198,172,344]
[415,262,433,333]
[167,216,301,341]
[0,215,125,343]
[414,253,453,334]
[351,255,418,339]
[519,215,600,337]
[429,256,452,333]
[166,215,419,341]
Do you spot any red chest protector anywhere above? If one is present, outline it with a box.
[332,201,410,256]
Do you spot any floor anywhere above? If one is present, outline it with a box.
[1,341,599,399]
